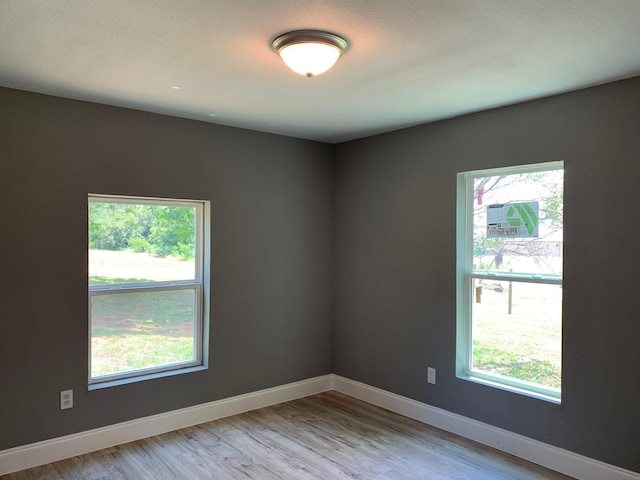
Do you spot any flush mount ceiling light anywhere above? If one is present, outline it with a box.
[272,30,348,77]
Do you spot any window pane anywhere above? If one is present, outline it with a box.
[91,289,196,378]
[472,169,563,276]
[89,202,196,285]
[471,279,561,389]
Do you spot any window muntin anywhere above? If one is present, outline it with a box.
[88,195,206,384]
[457,162,563,401]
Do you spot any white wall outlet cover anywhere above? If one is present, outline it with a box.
[60,390,73,410]
[427,367,436,384]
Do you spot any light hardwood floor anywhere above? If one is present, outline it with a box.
[3,391,574,479]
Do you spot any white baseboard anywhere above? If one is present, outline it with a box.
[332,375,640,480]
[2,374,638,480]
[0,375,333,476]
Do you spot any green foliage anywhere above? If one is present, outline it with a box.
[172,242,195,261]
[89,201,195,260]
[149,206,195,258]
[541,181,563,226]
[89,203,141,251]
[128,236,150,253]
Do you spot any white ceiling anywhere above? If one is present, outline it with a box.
[2,1,640,144]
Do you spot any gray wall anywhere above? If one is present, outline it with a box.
[0,87,333,449]
[2,77,639,474]
[333,76,640,472]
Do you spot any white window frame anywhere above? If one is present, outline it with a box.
[88,194,209,386]
[456,161,563,402]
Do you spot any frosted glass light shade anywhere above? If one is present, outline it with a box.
[273,30,348,77]
[279,42,342,77]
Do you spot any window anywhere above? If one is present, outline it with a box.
[456,162,563,401]
[88,195,209,385]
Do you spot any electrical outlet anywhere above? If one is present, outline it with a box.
[427,367,436,385]
[60,390,73,410]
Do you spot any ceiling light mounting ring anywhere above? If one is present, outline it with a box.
[272,30,348,54]
[272,29,349,77]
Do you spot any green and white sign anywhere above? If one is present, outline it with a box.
[487,202,539,238]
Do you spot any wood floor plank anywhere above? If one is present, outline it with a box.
[2,391,575,480]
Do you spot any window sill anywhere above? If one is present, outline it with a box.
[89,365,207,391]
[459,373,562,405]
